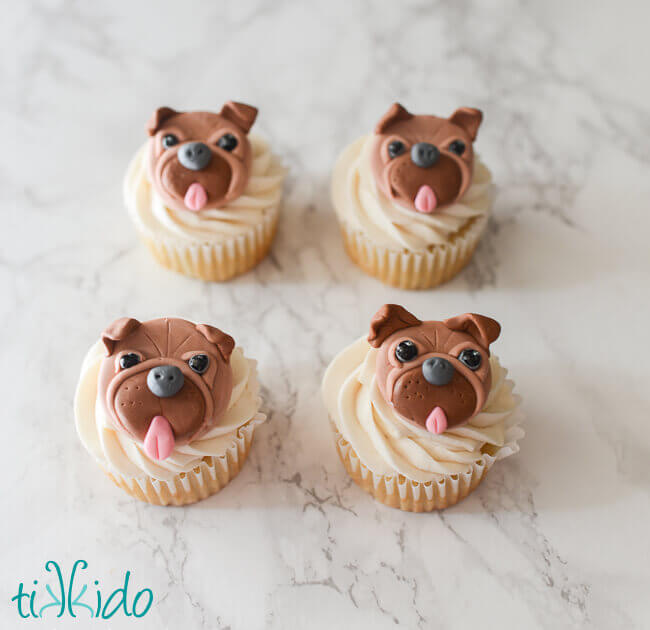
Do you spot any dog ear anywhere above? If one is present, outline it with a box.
[101,317,141,355]
[448,107,483,140]
[219,101,258,133]
[443,313,500,349]
[375,103,413,134]
[368,304,422,348]
[196,324,235,362]
[145,107,179,136]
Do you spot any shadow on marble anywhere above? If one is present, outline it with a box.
[241,178,359,288]
[122,169,610,297]
[236,187,611,295]
[463,209,615,292]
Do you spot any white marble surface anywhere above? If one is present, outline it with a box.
[2,1,650,628]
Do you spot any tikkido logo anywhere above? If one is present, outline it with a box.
[10,560,154,620]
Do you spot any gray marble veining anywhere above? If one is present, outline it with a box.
[2,1,649,628]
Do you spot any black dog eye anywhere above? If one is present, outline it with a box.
[448,140,466,156]
[217,134,238,152]
[458,349,482,370]
[119,353,141,369]
[188,354,209,374]
[395,340,418,363]
[162,134,179,149]
[387,140,406,159]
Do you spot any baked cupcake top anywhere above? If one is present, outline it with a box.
[322,305,523,482]
[331,103,493,251]
[75,317,264,481]
[125,103,285,243]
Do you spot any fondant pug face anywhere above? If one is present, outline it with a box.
[368,305,500,434]
[146,102,258,212]
[97,317,235,460]
[369,103,483,213]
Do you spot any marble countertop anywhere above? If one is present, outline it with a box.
[3,1,649,628]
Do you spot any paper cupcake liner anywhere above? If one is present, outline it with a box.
[331,423,494,512]
[137,207,279,282]
[338,214,487,290]
[103,421,258,507]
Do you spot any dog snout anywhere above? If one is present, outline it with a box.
[178,142,212,171]
[411,142,440,168]
[422,357,454,386]
[147,365,185,398]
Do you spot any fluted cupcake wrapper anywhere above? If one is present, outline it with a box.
[338,214,487,290]
[331,423,494,512]
[102,420,259,507]
[136,206,279,282]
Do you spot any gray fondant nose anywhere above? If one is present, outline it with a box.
[422,357,454,386]
[411,142,440,168]
[147,365,185,398]
[178,142,212,171]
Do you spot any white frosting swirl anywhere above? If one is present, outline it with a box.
[331,136,493,251]
[75,342,265,482]
[124,135,285,244]
[322,337,523,483]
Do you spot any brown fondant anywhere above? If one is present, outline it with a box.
[101,317,141,355]
[97,317,234,445]
[368,304,500,430]
[195,323,235,361]
[219,102,258,133]
[443,313,501,348]
[145,107,179,136]
[375,103,414,134]
[448,107,483,141]
[369,103,483,211]
[368,304,422,347]
[145,102,258,212]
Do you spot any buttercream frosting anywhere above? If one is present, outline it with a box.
[75,341,265,482]
[331,136,493,251]
[125,134,285,244]
[322,337,523,483]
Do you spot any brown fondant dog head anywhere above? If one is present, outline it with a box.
[97,317,235,460]
[368,305,500,434]
[369,103,482,213]
[146,102,258,212]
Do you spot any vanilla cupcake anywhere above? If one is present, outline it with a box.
[332,104,493,289]
[125,102,285,281]
[75,317,265,505]
[322,305,523,511]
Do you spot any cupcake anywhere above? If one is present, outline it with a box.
[322,304,523,511]
[331,103,493,289]
[74,317,265,505]
[124,102,285,281]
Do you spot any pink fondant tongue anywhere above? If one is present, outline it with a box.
[414,185,437,213]
[143,415,175,460]
[184,182,208,211]
[425,407,448,434]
